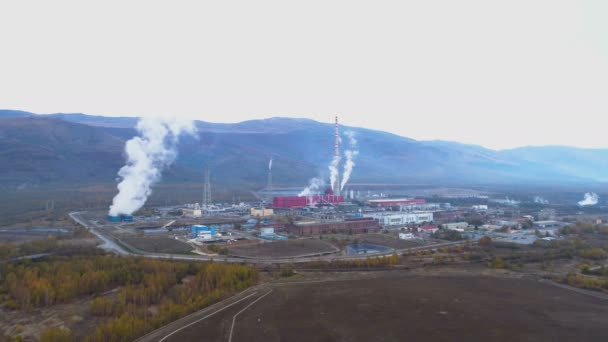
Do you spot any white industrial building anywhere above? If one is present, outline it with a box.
[365,212,433,226]
[443,222,469,231]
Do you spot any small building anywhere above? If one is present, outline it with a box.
[191,225,216,239]
[182,208,202,217]
[260,227,275,237]
[419,224,439,234]
[533,220,567,229]
[472,205,488,211]
[399,233,415,240]
[251,208,274,217]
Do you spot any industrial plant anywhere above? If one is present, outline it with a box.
[90,115,580,263]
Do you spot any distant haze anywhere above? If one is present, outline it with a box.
[2,1,608,150]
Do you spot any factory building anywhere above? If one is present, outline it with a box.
[286,217,381,236]
[367,198,426,208]
[443,222,469,231]
[273,195,344,209]
[191,225,216,239]
[107,214,134,222]
[364,212,433,226]
[182,208,202,217]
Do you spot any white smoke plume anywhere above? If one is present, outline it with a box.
[578,192,599,206]
[299,177,325,197]
[109,117,196,216]
[534,196,549,204]
[340,130,359,190]
[328,155,341,191]
[341,150,359,190]
[344,130,357,146]
[269,157,273,171]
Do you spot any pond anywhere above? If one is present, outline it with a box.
[345,243,393,255]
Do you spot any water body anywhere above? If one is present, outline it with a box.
[345,243,392,255]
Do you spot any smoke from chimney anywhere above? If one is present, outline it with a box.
[328,156,341,192]
[299,177,325,197]
[340,130,359,190]
[578,192,599,206]
[108,117,196,216]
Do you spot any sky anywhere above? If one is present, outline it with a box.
[1,0,608,150]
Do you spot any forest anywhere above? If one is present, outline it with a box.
[0,255,258,341]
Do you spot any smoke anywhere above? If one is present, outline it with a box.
[341,150,359,190]
[340,130,359,190]
[299,177,325,197]
[269,157,273,171]
[328,155,341,191]
[534,196,549,204]
[578,192,599,206]
[109,117,196,216]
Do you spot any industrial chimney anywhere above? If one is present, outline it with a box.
[334,115,341,196]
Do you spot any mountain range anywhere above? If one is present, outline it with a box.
[1,109,607,193]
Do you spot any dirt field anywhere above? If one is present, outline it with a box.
[0,296,109,341]
[167,272,608,342]
[121,236,194,254]
[228,239,338,258]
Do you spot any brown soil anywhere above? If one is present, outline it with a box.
[228,240,338,258]
[121,236,194,254]
[169,272,608,342]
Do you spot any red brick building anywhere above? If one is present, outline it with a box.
[286,218,381,236]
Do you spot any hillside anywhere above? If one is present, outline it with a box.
[0,110,607,192]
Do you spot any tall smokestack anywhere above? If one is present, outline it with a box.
[334,115,341,196]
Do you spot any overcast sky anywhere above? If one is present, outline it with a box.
[1,1,607,150]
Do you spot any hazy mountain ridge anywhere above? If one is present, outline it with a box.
[0,110,605,190]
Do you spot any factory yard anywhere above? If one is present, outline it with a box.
[159,270,608,342]
[228,240,338,258]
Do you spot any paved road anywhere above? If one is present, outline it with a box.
[69,211,474,264]
[69,212,130,255]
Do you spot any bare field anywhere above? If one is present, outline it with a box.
[120,236,194,254]
[168,272,608,342]
[228,239,338,258]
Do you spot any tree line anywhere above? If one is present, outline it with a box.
[1,255,258,341]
